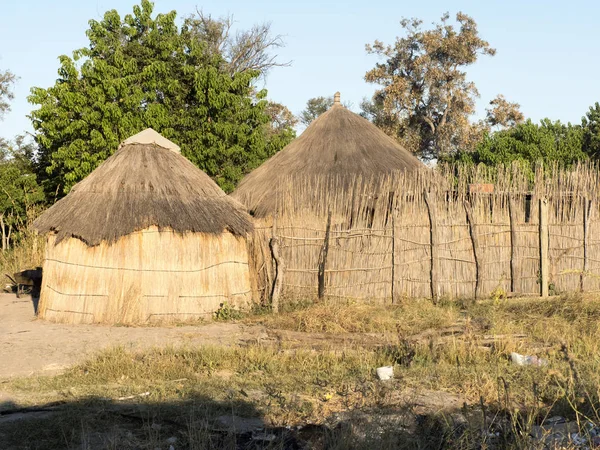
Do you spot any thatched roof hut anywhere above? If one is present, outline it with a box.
[34,129,254,324]
[232,92,425,217]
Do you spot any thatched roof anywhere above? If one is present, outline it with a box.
[34,129,253,245]
[232,93,425,217]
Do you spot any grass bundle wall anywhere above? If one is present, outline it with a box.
[38,227,252,324]
[249,162,600,304]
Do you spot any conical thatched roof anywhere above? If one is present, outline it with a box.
[34,129,253,245]
[232,93,424,217]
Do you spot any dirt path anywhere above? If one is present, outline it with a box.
[0,293,269,378]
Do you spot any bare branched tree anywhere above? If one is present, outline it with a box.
[186,9,290,77]
[0,68,16,120]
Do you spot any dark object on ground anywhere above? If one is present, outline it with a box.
[4,268,42,298]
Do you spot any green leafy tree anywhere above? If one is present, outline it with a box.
[363,12,496,159]
[300,95,353,126]
[300,96,334,126]
[264,101,297,152]
[446,119,587,170]
[0,136,45,251]
[29,1,294,195]
[583,102,600,159]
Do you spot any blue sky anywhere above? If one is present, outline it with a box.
[1,0,599,141]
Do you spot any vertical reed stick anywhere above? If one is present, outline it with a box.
[391,214,396,304]
[270,214,283,313]
[464,200,481,299]
[424,191,439,304]
[317,211,332,300]
[508,195,519,295]
[581,198,591,292]
[539,198,549,298]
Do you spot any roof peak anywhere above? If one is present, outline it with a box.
[333,91,341,106]
[120,128,180,153]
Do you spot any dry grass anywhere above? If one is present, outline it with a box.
[249,298,460,334]
[3,294,600,449]
[0,233,44,280]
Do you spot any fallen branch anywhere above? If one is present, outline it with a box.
[115,392,150,401]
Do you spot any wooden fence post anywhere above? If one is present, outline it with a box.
[581,198,591,292]
[391,214,396,304]
[317,211,332,300]
[508,195,519,295]
[270,214,284,313]
[464,200,481,299]
[424,191,439,304]
[539,198,549,298]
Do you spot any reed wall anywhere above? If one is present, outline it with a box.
[249,163,600,304]
[38,226,252,324]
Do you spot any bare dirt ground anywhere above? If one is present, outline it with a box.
[0,293,269,379]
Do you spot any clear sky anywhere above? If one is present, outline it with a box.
[1,0,599,141]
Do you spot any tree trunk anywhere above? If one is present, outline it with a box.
[0,214,6,252]
[6,224,12,250]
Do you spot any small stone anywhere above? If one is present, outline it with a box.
[151,422,162,431]
[166,437,177,444]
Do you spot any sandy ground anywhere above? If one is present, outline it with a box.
[0,293,268,379]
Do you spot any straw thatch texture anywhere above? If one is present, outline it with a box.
[232,102,424,217]
[249,163,600,304]
[35,138,252,246]
[39,227,252,324]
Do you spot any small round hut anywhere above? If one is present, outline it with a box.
[34,129,254,324]
[232,92,424,218]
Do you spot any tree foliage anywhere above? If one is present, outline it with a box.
[300,96,334,126]
[0,68,16,120]
[486,94,525,130]
[363,12,496,160]
[300,95,353,126]
[583,102,600,159]
[29,0,295,195]
[446,119,587,169]
[0,136,45,250]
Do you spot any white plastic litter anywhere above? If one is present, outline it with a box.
[511,352,548,367]
[376,366,394,381]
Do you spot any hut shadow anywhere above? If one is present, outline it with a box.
[29,268,42,315]
[30,293,40,315]
[0,395,273,450]
[0,392,540,450]
[0,394,481,450]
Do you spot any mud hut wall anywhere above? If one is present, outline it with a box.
[38,227,252,324]
[251,163,600,304]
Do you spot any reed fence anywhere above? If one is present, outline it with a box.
[249,163,600,304]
